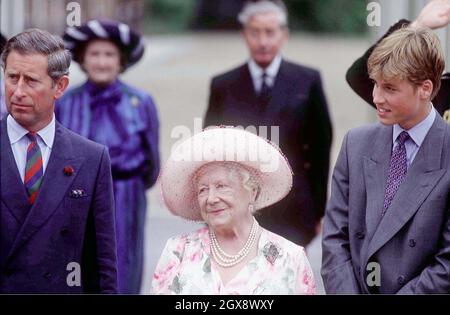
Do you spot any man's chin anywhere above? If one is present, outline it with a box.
[254,57,273,68]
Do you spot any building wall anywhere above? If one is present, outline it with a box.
[1,0,145,37]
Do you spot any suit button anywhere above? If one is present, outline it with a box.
[302,144,309,151]
[356,231,365,239]
[44,272,52,279]
[397,275,405,285]
[61,228,69,236]
[408,239,416,247]
[304,162,311,170]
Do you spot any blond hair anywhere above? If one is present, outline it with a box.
[368,26,445,99]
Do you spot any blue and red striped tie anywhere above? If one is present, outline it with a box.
[25,132,43,205]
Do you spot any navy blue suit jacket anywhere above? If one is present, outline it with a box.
[205,60,333,245]
[0,118,117,293]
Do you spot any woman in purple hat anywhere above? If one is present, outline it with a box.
[56,20,160,294]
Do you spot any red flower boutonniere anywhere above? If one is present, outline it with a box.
[64,166,74,176]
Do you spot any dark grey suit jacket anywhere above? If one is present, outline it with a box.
[322,115,450,294]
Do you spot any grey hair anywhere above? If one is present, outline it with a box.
[1,28,71,84]
[238,0,288,27]
[193,162,261,212]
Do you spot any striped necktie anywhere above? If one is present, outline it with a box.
[25,132,44,205]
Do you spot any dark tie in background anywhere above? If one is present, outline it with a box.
[382,131,410,216]
[258,72,271,110]
[25,132,44,205]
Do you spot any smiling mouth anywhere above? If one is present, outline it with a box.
[12,103,31,108]
[377,108,391,113]
[208,209,226,214]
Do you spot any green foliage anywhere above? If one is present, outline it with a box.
[145,0,368,34]
[286,0,368,34]
[144,0,196,33]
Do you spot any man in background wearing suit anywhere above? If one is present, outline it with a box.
[322,26,450,293]
[204,0,333,246]
[0,29,117,293]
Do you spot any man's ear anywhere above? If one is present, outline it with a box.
[54,75,69,100]
[419,79,433,100]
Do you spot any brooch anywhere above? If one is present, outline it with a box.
[263,242,282,265]
[443,109,450,124]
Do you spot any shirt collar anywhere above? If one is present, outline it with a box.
[248,54,282,81]
[7,114,56,148]
[393,105,436,147]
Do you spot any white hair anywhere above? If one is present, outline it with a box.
[238,0,288,27]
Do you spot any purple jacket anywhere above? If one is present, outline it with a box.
[0,119,117,293]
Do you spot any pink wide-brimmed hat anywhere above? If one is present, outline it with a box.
[160,126,293,221]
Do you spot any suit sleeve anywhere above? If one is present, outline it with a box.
[346,19,410,108]
[92,147,118,293]
[396,202,450,294]
[321,132,361,294]
[204,78,223,128]
[307,72,333,221]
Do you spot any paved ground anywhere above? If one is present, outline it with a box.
[69,31,374,294]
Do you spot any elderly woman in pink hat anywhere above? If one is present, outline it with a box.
[152,127,316,295]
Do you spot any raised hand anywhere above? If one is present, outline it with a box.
[411,0,450,29]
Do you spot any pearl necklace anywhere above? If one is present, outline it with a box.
[209,218,259,268]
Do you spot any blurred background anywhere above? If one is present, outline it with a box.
[1,0,449,294]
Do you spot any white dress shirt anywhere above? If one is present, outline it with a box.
[392,106,436,168]
[7,114,55,182]
[248,54,282,93]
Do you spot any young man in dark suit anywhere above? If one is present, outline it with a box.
[0,29,117,293]
[204,0,333,246]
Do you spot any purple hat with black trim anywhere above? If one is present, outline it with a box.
[63,19,145,70]
[0,33,7,53]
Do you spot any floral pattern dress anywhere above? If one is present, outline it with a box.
[151,226,316,295]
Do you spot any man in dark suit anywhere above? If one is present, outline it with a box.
[346,0,450,123]
[322,26,450,293]
[0,29,117,293]
[204,0,333,246]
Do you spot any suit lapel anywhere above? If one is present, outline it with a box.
[7,122,85,261]
[366,117,447,260]
[362,125,392,241]
[0,119,31,225]
[239,65,258,105]
[267,60,290,112]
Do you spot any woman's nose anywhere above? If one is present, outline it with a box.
[206,188,219,204]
